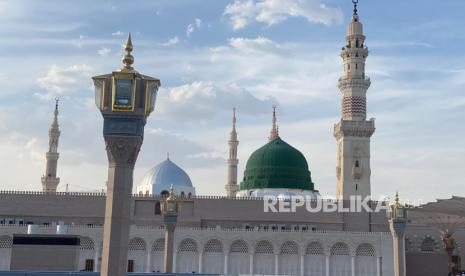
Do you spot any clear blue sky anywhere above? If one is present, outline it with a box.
[0,0,464,203]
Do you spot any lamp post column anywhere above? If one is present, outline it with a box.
[100,137,141,276]
[93,33,160,276]
[162,187,178,273]
[389,193,407,276]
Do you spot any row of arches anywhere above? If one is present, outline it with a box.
[0,234,379,275]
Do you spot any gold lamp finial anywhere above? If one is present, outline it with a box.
[395,191,400,206]
[122,33,134,71]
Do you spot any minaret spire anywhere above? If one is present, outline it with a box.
[352,0,358,16]
[226,108,239,197]
[41,100,61,193]
[334,1,375,200]
[269,105,278,141]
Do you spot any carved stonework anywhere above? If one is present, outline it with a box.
[104,136,143,166]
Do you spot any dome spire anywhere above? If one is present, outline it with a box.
[269,105,278,141]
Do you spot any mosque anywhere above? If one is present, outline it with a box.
[0,2,464,276]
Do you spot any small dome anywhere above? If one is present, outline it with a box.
[239,137,315,191]
[137,158,195,196]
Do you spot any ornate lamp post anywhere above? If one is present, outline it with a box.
[92,33,160,276]
[161,186,178,273]
[442,231,457,276]
[389,193,408,276]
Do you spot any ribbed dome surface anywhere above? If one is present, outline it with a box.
[239,137,315,191]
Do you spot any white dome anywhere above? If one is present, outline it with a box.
[137,158,196,196]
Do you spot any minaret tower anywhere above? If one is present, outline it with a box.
[269,105,278,141]
[225,108,239,197]
[41,99,61,193]
[334,0,375,200]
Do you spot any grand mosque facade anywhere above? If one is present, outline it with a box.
[0,3,463,276]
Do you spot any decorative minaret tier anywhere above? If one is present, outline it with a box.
[41,99,61,193]
[225,108,239,197]
[334,1,375,200]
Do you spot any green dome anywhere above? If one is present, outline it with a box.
[239,137,315,191]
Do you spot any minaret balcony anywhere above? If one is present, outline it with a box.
[333,119,375,139]
[340,47,369,58]
[338,77,371,90]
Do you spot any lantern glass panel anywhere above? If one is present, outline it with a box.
[115,79,132,106]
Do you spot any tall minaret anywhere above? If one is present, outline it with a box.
[269,105,278,141]
[225,108,239,197]
[334,0,375,200]
[41,99,61,193]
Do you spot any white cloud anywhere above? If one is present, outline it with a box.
[155,81,275,121]
[224,0,343,30]
[36,64,95,100]
[111,31,124,36]
[186,18,202,36]
[98,47,111,56]
[161,36,180,47]
[228,36,281,54]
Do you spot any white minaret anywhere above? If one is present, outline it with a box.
[269,105,278,141]
[41,99,61,193]
[334,1,375,200]
[225,108,239,197]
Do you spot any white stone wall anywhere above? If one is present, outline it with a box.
[0,225,393,275]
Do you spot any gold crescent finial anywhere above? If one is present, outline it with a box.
[352,0,359,16]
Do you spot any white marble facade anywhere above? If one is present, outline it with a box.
[0,224,393,275]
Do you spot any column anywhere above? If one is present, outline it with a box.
[199,251,203,273]
[351,255,355,276]
[146,249,151,272]
[224,252,229,274]
[325,255,330,276]
[163,222,175,273]
[377,256,382,276]
[275,254,279,275]
[173,251,177,273]
[249,254,254,275]
[93,246,100,272]
[300,254,304,276]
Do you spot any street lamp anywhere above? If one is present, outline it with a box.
[389,192,408,276]
[161,186,178,272]
[92,33,160,276]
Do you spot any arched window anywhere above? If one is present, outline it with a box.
[305,242,325,276]
[152,238,165,252]
[128,237,146,251]
[160,190,169,197]
[254,240,274,275]
[355,160,360,167]
[80,237,95,250]
[203,239,224,274]
[355,243,376,276]
[230,240,249,253]
[421,237,436,252]
[180,192,185,198]
[279,241,299,275]
[229,240,249,274]
[151,238,165,273]
[330,242,350,276]
[177,239,198,273]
